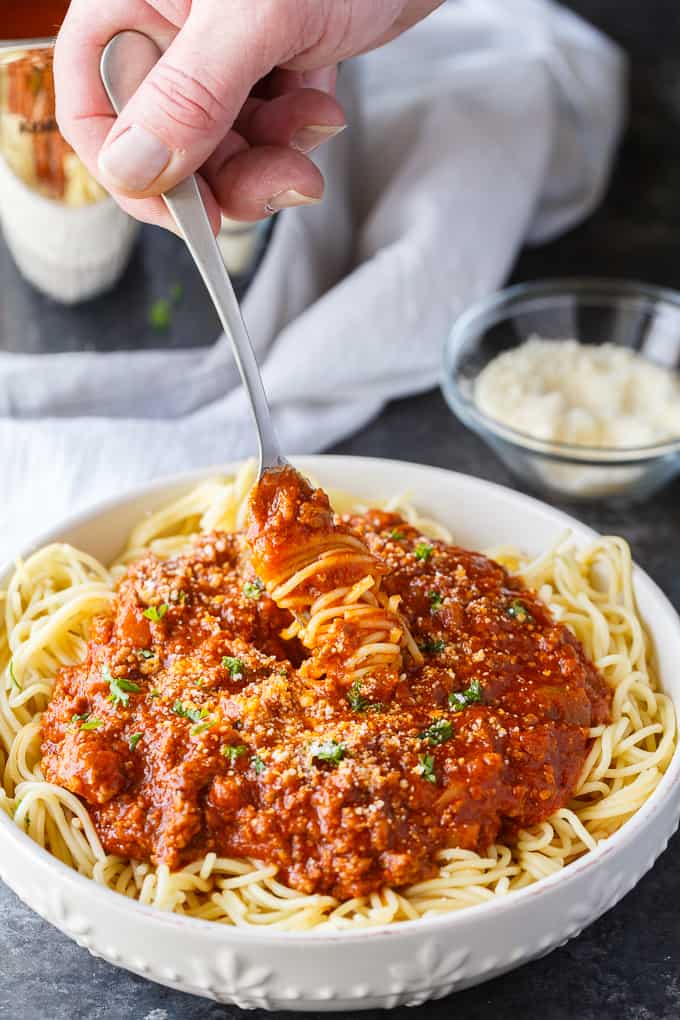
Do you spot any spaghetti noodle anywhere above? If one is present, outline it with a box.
[0,463,675,929]
[247,465,422,689]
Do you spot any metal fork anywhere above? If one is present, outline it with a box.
[100,30,287,476]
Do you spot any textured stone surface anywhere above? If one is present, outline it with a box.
[1,1,680,1017]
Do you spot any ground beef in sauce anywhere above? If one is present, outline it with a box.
[41,515,610,900]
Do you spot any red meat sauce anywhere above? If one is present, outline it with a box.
[42,495,610,900]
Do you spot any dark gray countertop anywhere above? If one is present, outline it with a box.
[2,1,680,1018]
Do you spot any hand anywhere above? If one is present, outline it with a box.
[54,0,443,232]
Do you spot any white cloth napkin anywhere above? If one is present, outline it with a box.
[0,0,625,561]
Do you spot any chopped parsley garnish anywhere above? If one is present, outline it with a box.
[252,754,266,774]
[346,680,384,713]
[105,668,141,708]
[129,733,142,752]
[414,542,433,562]
[80,717,103,731]
[389,529,405,541]
[506,599,532,623]
[70,711,97,729]
[243,579,264,600]
[448,679,484,712]
[221,744,248,762]
[170,701,215,735]
[149,298,172,331]
[137,648,154,660]
[347,680,370,713]
[172,701,208,724]
[191,718,216,735]
[143,604,168,623]
[149,283,183,330]
[419,638,446,654]
[310,739,347,766]
[222,656,245,679]
[420,718,453,746]
[9,659,21,691]
[428,590,443,610]
[417,753,437,784]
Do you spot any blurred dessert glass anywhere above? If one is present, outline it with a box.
[0,39,139,303]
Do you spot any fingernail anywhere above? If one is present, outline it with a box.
[98,125,170,191]
[265,190,322,214]
[291,124,346,154]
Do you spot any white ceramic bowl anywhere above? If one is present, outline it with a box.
[2,457,679,1011]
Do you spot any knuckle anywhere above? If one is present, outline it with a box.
[146,62,227,133]
[256,0,323,62]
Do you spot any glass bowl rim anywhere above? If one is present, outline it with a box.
[0,39,56,53]
[442,276,680,464]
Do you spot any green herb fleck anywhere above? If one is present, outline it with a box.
[149,284,183,330]
[129,733,142,752]
[9,659,21,691]
[448,679,484,712]
[428,590,443,610]
[222,656,245,679]
[149,298,172,331]
[243,579,264,600]
[172,701,208,725]
[414,542,433,562]
[347,680,370,713]
[506,599,532,624]
[150,689,160,699]
[389,529,405,541]
[80,717,103,732]
[420,718,453,746]
[191,718,216,736]
[252,754,266,774]
[143,604,168,623]
[310,739,347,766]
[105,667,141,708]
[70,711,99,730]
[221,744,248,762]
[137,648,154,660]
[417,753,437,784]
[419,638,446,654]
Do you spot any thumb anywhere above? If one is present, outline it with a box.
[97,6,279,197]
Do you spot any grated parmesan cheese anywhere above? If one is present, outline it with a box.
[475,338,680,449]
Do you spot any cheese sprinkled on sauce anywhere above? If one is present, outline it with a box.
[475,338,680,448]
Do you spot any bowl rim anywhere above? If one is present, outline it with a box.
[442,277,680,463]
[2,454,679,944]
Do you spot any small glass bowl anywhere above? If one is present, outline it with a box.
[442,278,680,503]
